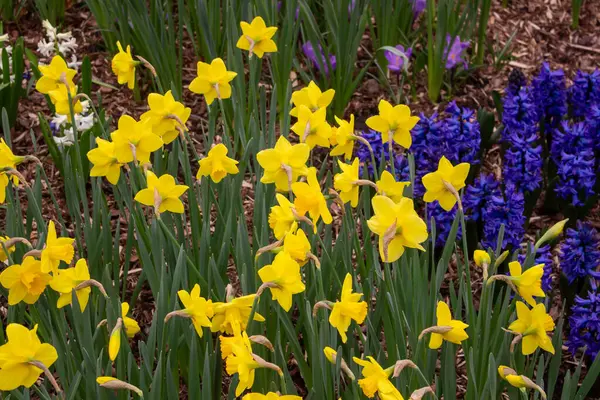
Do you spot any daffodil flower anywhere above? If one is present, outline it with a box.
[269,193,301,239]
[292,167,333,229]
[0,256,51,305]
[236,16,278,58]
[121,302,140,338]
[197,143,240,183]
[141,90,192,144]
[333,158,361,207]
[290,105,332,149]
[257,136,310,192]
[41,220,75,274]
[498,365,547,399]
[282,228,314,267]
[473,249,491,280]
[422,156,470,211]
[330,115,355,160]
[366,195,427,263]
[108,318,123,362]
[36,55,76,94]
[243,392,301,400]
[112,41,137,89]
[328,273,368,343]
[189,58,238,105]
[87,138,122,185]
[97,376,143,397]
[0,324,58,391]
[489,261,545,306]
[49,258,92,311]
[290,81,335,117]
[134,171,189,215]
[507,301,555,355]
[165,284,212,337]
[420,301,469,349]
[365,99,419,149]
[211,292,265,335]
[225,332,282,397]
[352,356,404,400]
[258,251,306,312]
[0,139,23,204]
[221,334,274,360]
[111,115,163,164]
[376,170,410,203]
[48,84,83,116]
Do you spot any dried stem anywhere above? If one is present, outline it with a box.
[442,180,463,211]
[312,300,333,317]
[74,279,108,298]
[255,238,284,261]
[164,310,191,323]
[418,325,453,341]
[392,359,418,378]
[252,353,283,376]
[28,360,63,398]
[256,281,280,297]
[249,335,274,352]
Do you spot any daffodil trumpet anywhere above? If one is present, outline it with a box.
[97,377,144,397]
[28,359,64,398]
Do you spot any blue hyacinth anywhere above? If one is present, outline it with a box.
[568,69,600,119]
[518,243,554,293]
[503,125,544,193]
[558,221,600,284]
[567,280,600,359]
[532,62,567,130]
[442,102,481,165]
[481,183,525,250]
[506,69,528,96]
[426,202,461,248]
[503,86,539,134]
[463,173,500,222]
[550,121,596,206]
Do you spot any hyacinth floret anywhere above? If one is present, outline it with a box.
[503,125,543,193]
[502,86,539,135]
[481,183,525,250]
[568,69,600,119]
[532,62,567,129]
[566,279,600,359]
[355,130,409,181]
[463,173,500,222]
[559,221,600,283]
[506,69,528,96]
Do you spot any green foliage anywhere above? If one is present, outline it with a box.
[572,0,584,29]
[33,0,66,25]
[0,35,26,129]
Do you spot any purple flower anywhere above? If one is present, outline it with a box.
[463,173,501,222]
[444,34,470,70]
[302,42,336,75]
[385,45,412,74]
[567,279,600,359]
[532,62,567,129]
[568,69,600,119]
[411,0,426,17]
[481,183,525,250]
[559,221,600,284]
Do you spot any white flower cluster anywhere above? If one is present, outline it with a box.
[52,101,96,148]
[37,20,80,69]
[0,33,14,82]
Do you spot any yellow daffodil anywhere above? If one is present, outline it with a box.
[0,256,50,305]
[112,41,137,89]
[365,99,419,149]
[292,167,332,229]
[87,138,122,185]
[258,251,305,311]
[323,347,355,380]
[0,140,24,202]
[352,356,403,400]
[189,58,237,105]
[290,105,332,149]
[111,115,163,164]
[243,393,302,400]
[333,158,360,207]
[422,156,470,211]
[425,301,469,349]
[41,220,75,274]
[507,261,545,306]
[49,258,91,311]
[0,235,16,262]
[140,90,192,144]
[197,143,239,183]
[226,332,260,396]
[121,303,140,338]
[376,171,409,203]
[329,273,368,343]
[330,115,355,160]
[508,301,555,355]
[366,195,427,263]
[97,376,143,397]
[211,294,265,335]
[220,334,246,359]
[36,55,76,94]
[497,366,547,399]
[236,16,278,58]
[171,284,213,337]
[473,250,491,267]
[0,324,58,391]
[108,319,123,362]
[290,81,335,117]
[269,194,300,240]
[282,229,311,266]
[134,171,189,214]
[48,84,83,116]
[256,136,310,192]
